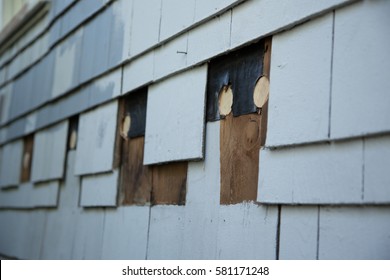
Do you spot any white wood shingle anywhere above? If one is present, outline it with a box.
[0,210,46,259]
[40,151,80,259]
[194,0,243,22]
[80,170,119,207]
[144,65,208,165]
[0,84,11,125]
[51,29,83,98]
[31,120,69,183]
[32,180,60,207]
[129,0,162,57]
[258,140,363,204]
[159,0,196,41]
[279,206,318,260]
[231,0,356,50]
[75,100,118,175]
[122,52,154,94]
[182,122,220,259]
[319,206,390,259]
[267,13,333,147]
[217,203,278,260]
[109,0,133,65]
[0,140,23,188]
[331,0,390,139]
[0,181,60,208]
[102,206,149,259]
[0,185,28,208]
[187,11,231,66]
[71,208,105,259]
[153,33,188,81]
[147,205,186,259]
[364,135,390,203]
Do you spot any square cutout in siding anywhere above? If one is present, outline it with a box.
[207,41,264,122]
[20,134,34,182]
[117,88,188,206]
[151,162,187,205]
[68,115,79,151]
[117,88,151,205]
[206,39,272,205]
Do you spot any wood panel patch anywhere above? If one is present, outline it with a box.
[220,114,261,204]
[120,136,152,205]
[218,37,272,204]
[152,162,188,206]
[21,134,34,182]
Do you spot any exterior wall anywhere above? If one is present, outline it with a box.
[0,0,389,259]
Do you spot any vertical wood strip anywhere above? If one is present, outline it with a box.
[152,162,188,205]
[120,136,152,205]
[220,113,261,204]
[260,37,272,146]
[113,98,125,169]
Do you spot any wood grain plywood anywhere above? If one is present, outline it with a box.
[220,113,261,204]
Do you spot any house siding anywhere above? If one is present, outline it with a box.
[0,0,389,259]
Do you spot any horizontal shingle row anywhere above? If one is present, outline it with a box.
[0,0,357,143]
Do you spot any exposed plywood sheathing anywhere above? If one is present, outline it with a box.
[118,89,151,205]
[220,113,262,204]
[152,162,188,205]
[120,136,152,205]
[216,39,271,204]
[118,88,188,206]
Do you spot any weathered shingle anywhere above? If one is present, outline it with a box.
[31,120,69,183]
[144,65,208,164]
[0,140,23,188]
[331,0,390,139]
[267,13,333,147]
[75,100,118,175]
[80,170,119,207]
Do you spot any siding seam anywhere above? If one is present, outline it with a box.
[145,206,152,260]
[328,11,335,138]
[316,206,320,260]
